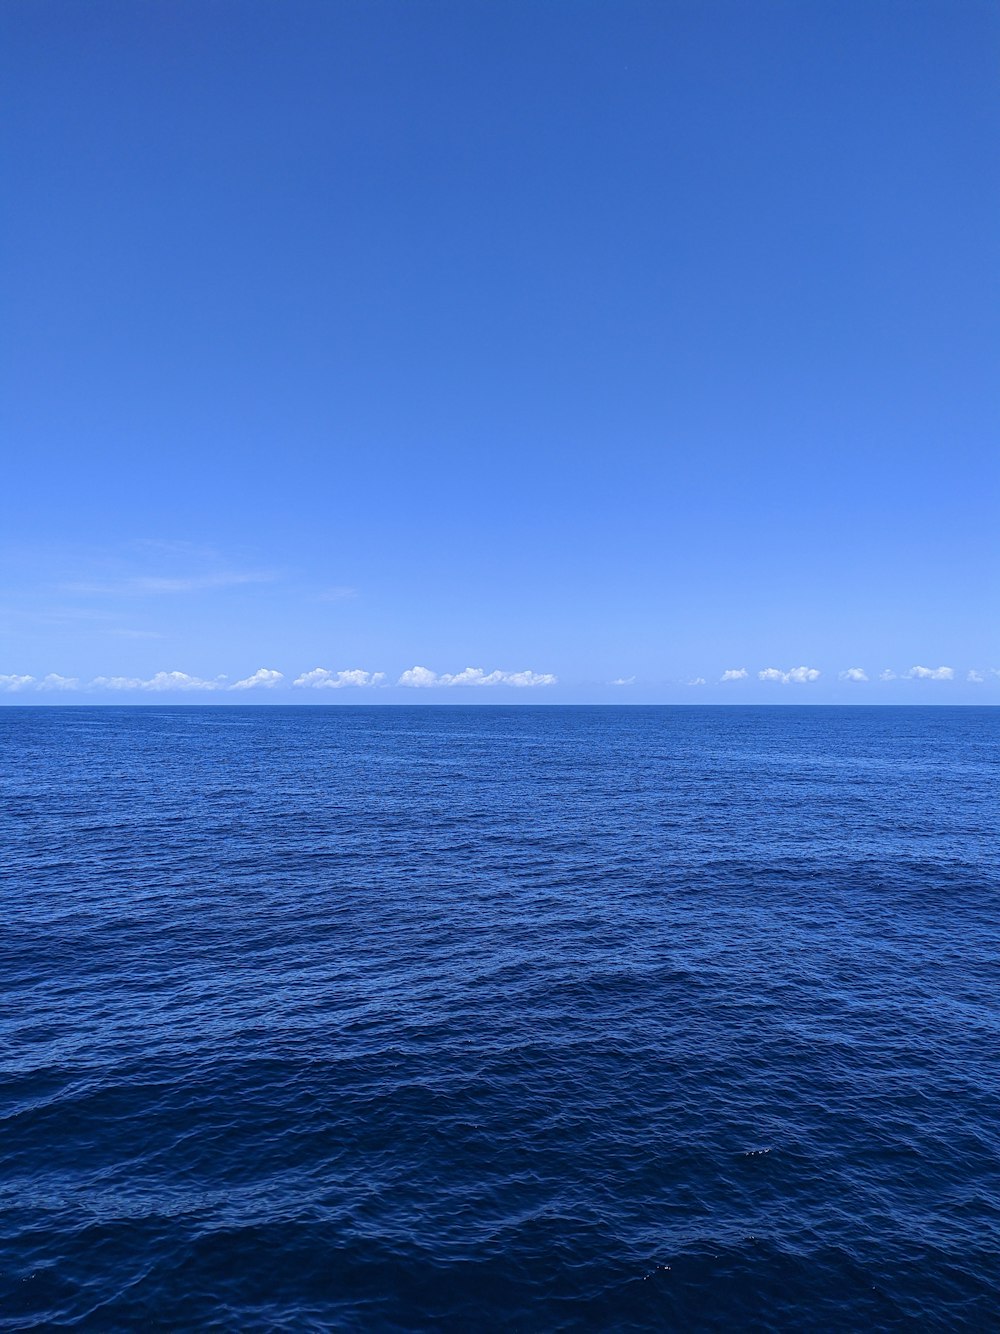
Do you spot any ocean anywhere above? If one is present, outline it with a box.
[2,705,998,1329]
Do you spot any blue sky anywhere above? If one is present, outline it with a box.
[2,0,997,702]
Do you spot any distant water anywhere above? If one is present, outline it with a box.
[2,706,999,1330]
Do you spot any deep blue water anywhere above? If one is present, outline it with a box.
[2,706,998,1330]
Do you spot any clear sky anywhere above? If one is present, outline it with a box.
[2,0,997,702]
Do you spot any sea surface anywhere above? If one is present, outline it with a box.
[2,705,998,1330]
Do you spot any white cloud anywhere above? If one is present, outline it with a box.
[397,665,557,688]
[759,666,821,684]
[610,676,636,686]
[0,674,34,691]
[443,668,498,687]
[230,668,283,690]
[398,665,438,688]
[968,670,985,683]
[687,678,707,686]
[839,667,868,682]
[38,673,79,691]
[721,668,747,682]
[878,664,962,683]
[293,668,386,689]
[90,671,221,691]
[438,667,488,687]
[788,667,821,683]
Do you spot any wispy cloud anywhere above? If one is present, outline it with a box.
[879,669,896,681]
[230,668,283,690]
[721,668,747,682]
[904,665,954,681]
[610,676,635,686]
[759,666,821,684]
[968,669,984,683]
[839,667,868,682]
[65,571,274,596]
[398,666,557,688]
[293,668,386,689]
[687,677,707,686]
[127,538,224,559]
[316,586,359,602]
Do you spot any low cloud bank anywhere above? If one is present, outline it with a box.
[880,666,954,682]
[398,666,557,688]
[293,668,386,689]
[39,669,286,693]
[0,665,555,692]
[90,671,224,691]
[0,661,987,695]
[758,666,821,684]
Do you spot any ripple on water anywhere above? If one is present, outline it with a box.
[1,705,999,1329]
